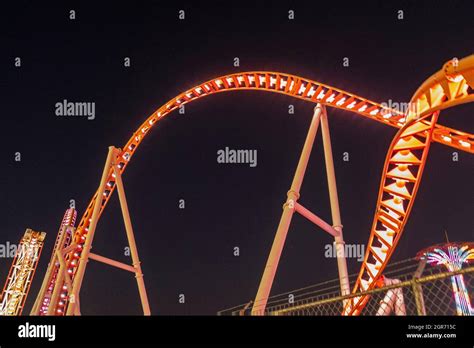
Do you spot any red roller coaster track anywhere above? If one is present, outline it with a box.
[42,55,473,315]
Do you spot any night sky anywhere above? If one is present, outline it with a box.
[0,1,473,315]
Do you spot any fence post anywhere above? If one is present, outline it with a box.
[412,260,427,316]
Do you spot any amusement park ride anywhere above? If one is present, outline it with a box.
[0,229,46,316]
[417,241,474,316]
[1,55,473,316]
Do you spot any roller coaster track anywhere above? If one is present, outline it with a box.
[46,55,473,315]
[0,229,46,316]
[31,209,77,315]
[344,55,474,315]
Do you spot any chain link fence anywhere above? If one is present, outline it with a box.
[218,258,474,316]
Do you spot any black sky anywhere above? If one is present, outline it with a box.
[0,0,473,315]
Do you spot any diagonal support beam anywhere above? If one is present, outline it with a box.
[66,147,116,315]
[294,202,340,237]
[89,252,137,273]
[252,104,351,315]
[251,105,323,315]
[112,159,151,315]
[47,238,78,315]
[66,146,151,316]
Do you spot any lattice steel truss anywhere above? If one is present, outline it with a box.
[0,229,46,316]
[30,209,77,315]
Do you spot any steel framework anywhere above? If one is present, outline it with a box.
[251,104,350,315]
[36,55,473,315]
[31,208,77,315]
[0,229,46,316]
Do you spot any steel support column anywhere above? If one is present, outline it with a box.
[320,107,351,300]
[66,146,115,315]
[113,156,151,316]
[65,146,151,315]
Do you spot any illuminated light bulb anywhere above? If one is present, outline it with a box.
[298,84,306,95]
[326,94,336,103]
[248,76,255,83]
[57,309,63,313]
[215,79,223,86]
[399,149,410,156]
[336,97,346,106]
[358,105,367,112]
[203,84,210,91]
[459,140,470,148]
[195,87,203,94]
[289,81,295,91]
[317,91,326,100]
[399,117,406,123]
[393,196,402,204]
[307,87,316,97]
[398,164,408,171]
[237,76,244,84]
[347,101,356,109]
[370,109,379,115]
[442,135,452,142]
[112,173,116,178]
[60,293,66,298]
[270,77,276,86]
[149,119,154,125]
[258,75,265,86]
[396,179,406,188]
[226,77,233,85]
[383,113,392,119]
